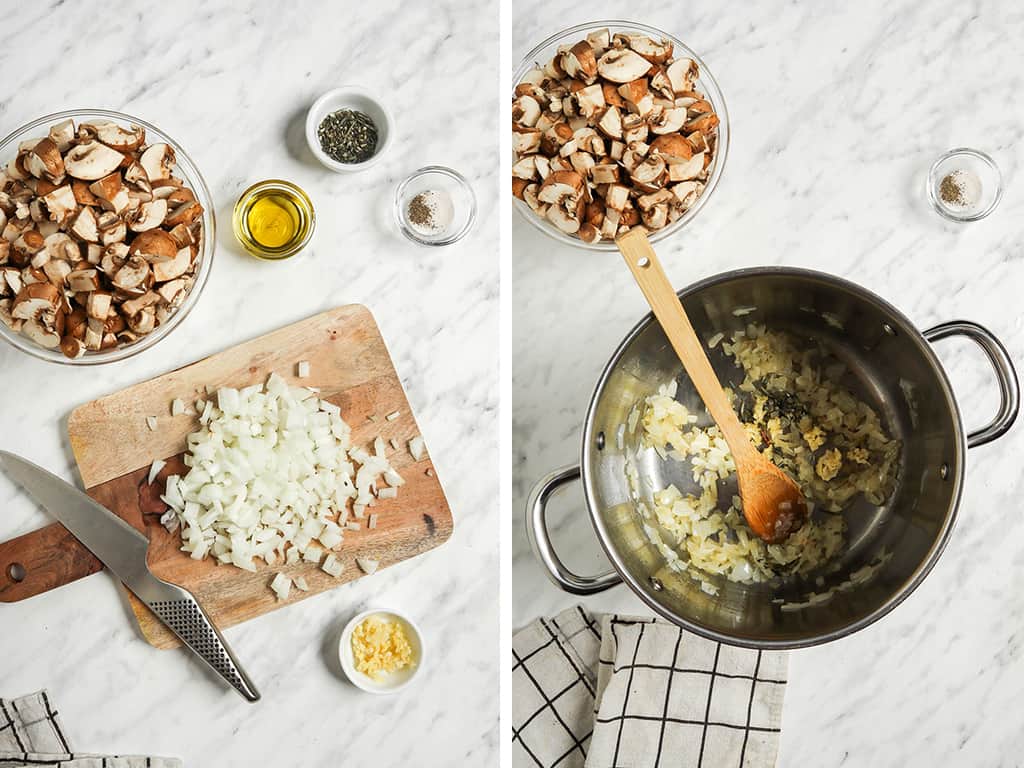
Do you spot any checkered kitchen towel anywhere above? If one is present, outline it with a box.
[512,607,788,768]
[0,691,180,767]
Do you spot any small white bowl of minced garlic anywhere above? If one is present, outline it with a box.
[339,609,423,694]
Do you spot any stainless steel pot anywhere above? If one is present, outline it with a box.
[528,268,1019,649]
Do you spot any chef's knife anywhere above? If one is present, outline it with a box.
[0,450,260,702]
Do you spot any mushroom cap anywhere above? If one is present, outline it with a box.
[128,228,178,262]
[83,121,146,152]
[127,199,168,232]
[649,134,693,162]
[139,144,175,182]
[537,170,585,204]
[24,138,65,182]
[12,281,61,320]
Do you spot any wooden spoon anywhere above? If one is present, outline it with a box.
[616,229,807,543]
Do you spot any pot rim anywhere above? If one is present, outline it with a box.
[581,266,966,649]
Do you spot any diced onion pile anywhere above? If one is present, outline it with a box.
[160,372,404,577]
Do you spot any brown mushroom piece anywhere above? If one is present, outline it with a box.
[164,200,202,228]
[82,121,145,152]
[63,142,125,181]
[42,259,71,287]
[11,281,61,320]
[24,138,65,183]
[41,185,78,224]
[650,107,688,135]
[151,247,192,282]
[562,41,598,82]
[666,59,698,95]
[85,291,112,320]
[69,206,100,242]
[89,172,130,214]
[596,49,652,83]
[139,144,175,183]
[631,155,667,191]
[128,229,178,263]
[22,317,61,349]
[127,306,156,335]
[121,290,161,317]
[111,255,150,290]
[48,119,76,153]
[96,211,127,245]
[126,199,167,232]
[67,268,101,293]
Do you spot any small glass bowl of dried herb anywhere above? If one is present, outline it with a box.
[305,86,393,173]
[927,148,1002,222]
[394,166,477,247]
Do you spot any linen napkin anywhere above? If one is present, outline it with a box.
[512,607,788,768]
[0,691,180,767]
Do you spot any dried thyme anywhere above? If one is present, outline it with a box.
[317,109,378,164]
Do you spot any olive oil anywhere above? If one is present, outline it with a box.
[232,180,315,260]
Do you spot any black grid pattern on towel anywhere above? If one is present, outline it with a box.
[512,606,601,768]
[597,618,785,768]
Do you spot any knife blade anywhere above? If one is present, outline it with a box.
[0,450,260,702]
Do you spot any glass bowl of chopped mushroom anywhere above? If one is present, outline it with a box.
[0,108,215,365]
[512,21,730,250]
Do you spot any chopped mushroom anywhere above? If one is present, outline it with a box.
[0,118,203,355]
[512,29,719,243]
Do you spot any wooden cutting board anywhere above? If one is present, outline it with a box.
[0,305,453,648]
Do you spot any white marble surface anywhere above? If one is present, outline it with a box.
[0,1,497,765]
[513,3,1024,766]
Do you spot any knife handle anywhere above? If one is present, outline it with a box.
[147,585,261,702]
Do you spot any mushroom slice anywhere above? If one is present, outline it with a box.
[537,170,585,205]
[671,181,703,208]
[128,229,178,263]
[621,114,649,145]
[591,162,620,185]
[596,49,651,83]
[586,28,611,55]
[85,291,112,320]
[69,207,100,243]
[139,144,175,182]
[1,266,23,296]
[667,152,705,182]
[22,317,60,349]
[605,184,631,211]
[166,222,195,249]
[127,306,156,334]
[546,201,581,234]
[71,180,100,207]
[649,107,687,135]
[512,95,542,128]
[24,138,65,183]
[512,155,538,181]
[666,58,698,94]
[685,113,720,134]
[126,199,167,232]
[569,151,596,177]
[84,317,104,350]
[41,185,78,224]
[94,211,126,246]
[151,247,192,282]
[42,259,72,287]
[89,172,130,214]
[637,188,675,211]
[111,255,150,290]
[522,183,543,213]
[600,208,621,239]
[156,278,186,305]
[12,230,45,264]
[48,119,76,153]
[626,35,673,64]
[0,298,20,330]
[67,268,100,293]
[164,200,202,228]
[562,41,598,82]
[574,83,605,118]
[12,281,61,320]
[597,105,623,139]
[631,155,667,191]
[82,121,145,152]
[649,134,694,163]
[123,161,152,193]
[59,335,86,359]
[0,240,8,267]
[42,232,80,264]
[641,203,669,230]
[121,290,161,317]
[84,242,104,265]
[512,127,542,155]
[63,142,125,181]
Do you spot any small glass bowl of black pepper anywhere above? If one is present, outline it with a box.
[306,86,393,173]
[927,148,1002,222]
[394,166,477,247]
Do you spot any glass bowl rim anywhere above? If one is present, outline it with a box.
[511,19,730,251]
[0,107,216,365]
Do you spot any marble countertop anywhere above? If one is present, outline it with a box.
[513,2,1024,765]
[0,1,497,765]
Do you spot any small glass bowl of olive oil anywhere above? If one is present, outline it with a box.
[232,180,315,260]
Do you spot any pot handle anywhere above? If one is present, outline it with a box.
[526,464,622,595]
[923,321,1020,448]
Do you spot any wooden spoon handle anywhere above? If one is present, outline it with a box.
[616,229,754,461]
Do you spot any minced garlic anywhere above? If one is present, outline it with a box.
[351,616,414,680]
